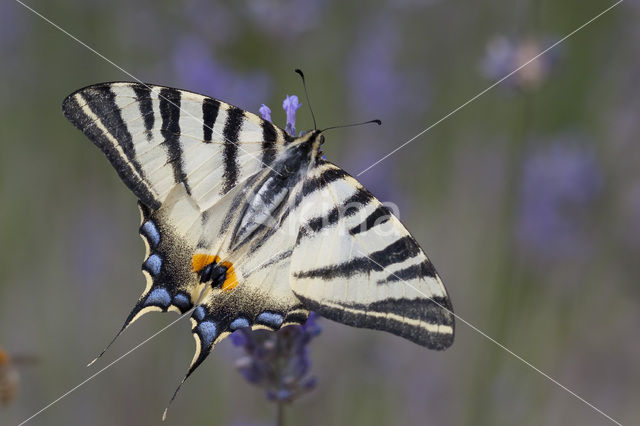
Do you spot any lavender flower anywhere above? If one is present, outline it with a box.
[481,36,559,91]
[517,135,603,259]
[259,104,272,122]
[243,0,328,39]
[283,95,302,136]
[229,313,321,403]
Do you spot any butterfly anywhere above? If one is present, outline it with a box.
[62,81,455,399]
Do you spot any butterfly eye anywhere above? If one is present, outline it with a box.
[320,135,325,145]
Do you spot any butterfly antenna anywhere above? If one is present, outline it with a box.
[294,69,317,130]
[321,119,382,133]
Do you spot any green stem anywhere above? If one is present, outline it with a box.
[277,401,285,426]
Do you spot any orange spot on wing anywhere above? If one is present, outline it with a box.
[191,253,238,291]
[220,261,238,291]
[191,254,217,272]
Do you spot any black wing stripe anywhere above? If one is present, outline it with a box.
[293,236,422,279]
[376,260,437,283]
[221,107,243,194]
[293,166,350,208]
[296,295,454,350]
[261,121,278,167]
[63,92,159,209]
[349,205,392,235]
[159,88,190,193]
[202,98,220,143]
[80,86,146,181]
[132,84,154,140]
[298,188,375,242]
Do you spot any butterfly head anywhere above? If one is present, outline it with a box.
[290,129,324,150]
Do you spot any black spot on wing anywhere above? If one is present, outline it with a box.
[159,88,191,194]
[283,310,309,325]
[293,236,422,279]
[202,98,220,143]
[222,107,243,194]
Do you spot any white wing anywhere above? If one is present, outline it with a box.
[62,82,292,212]
[289,161,454,349]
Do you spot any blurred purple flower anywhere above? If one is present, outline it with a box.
[230,312,321,403]
[481,36,559,91]
[183,0,236,46]
[1,2,23,49]
[346,17,427,118]
[1,1,31,102]
[283,95,302,136]
[259,104,272,122]
[243,0,328,39]
[171,35,270,110]
[517,135,603,258]
[343,13,426,206]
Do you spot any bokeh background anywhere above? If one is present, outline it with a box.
[1,0,639,425]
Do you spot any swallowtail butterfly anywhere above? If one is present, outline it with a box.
[62,81,454,396]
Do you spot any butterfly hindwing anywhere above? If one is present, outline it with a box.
[290,161,455,350]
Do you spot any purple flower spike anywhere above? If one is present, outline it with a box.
[259,104,272,122]
[231,313,321,404]
[283,95,302,136]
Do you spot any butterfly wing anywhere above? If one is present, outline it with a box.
[62,82,292,211]
[178,168,310,378]
[290,161,455,350]
[62,82,293,355]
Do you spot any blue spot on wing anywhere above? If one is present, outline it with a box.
[193,306,206,322]
[197,321,218,347]
[145,288,171,308]
[229,317,250,330]
[144,254,162,275]
[256,312,283,328]
[141,220,161,248]
[172,293,192,312]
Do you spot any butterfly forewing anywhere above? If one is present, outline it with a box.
[62,82,291,211]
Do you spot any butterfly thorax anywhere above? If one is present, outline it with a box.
[227,130,323,252]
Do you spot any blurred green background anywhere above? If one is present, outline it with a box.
[1,0,638,425]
